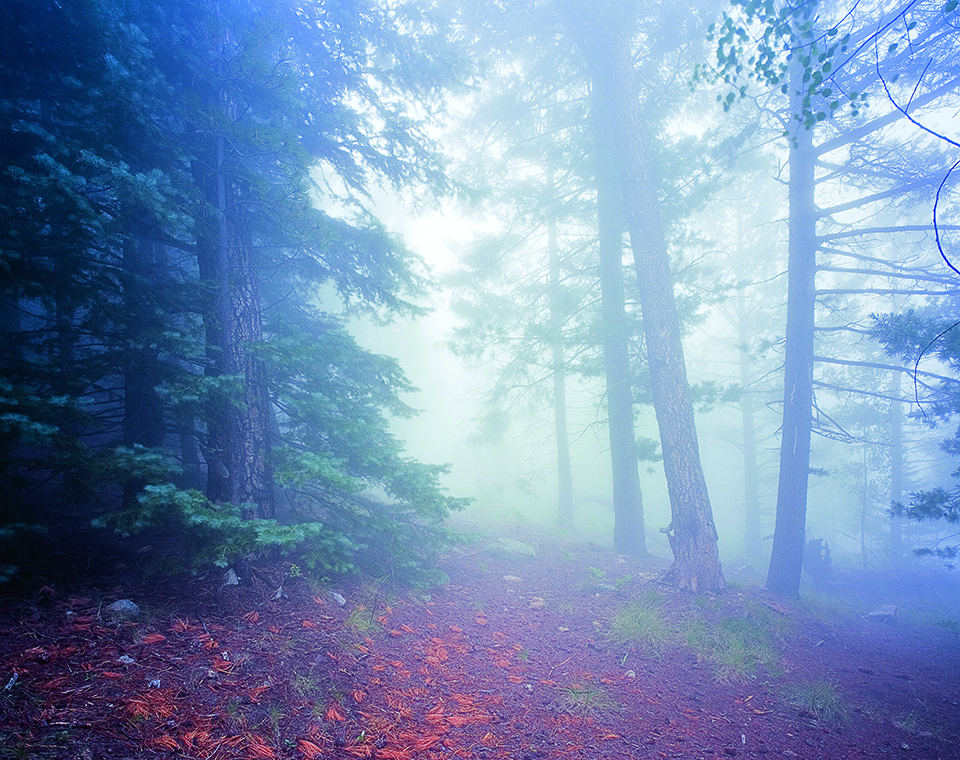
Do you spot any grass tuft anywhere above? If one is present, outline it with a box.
[681,603,783,681]
[561,683,618,717]
[608,591,674,657]
[344,604,377,633]
[787,679,847,723]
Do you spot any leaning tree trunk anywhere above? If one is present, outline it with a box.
[767,55,817,598]
[576,1,722,590]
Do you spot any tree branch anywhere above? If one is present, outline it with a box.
[815,264,956,286]
[814,354,956,384]
[816,76,960,156]
[819,224,960,242]
[816,287,957,296]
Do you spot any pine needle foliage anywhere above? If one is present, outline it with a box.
[0,0,470,583]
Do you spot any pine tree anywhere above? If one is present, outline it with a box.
[1,0,470,582]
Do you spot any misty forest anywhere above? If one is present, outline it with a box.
[2,0,960,758]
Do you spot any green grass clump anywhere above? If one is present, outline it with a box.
[561,683,618,717]
[344,604,377,632]
[787,679,847,723]
[681,604,783,681]
[608,591,674,656]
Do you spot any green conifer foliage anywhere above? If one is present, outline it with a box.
[1,0,468,582]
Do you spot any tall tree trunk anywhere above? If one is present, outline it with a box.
[595,148,646,557]
[889,369,903,561]
[194,135,275,519]
[546,169,575,527]
[767,56,817,597]
[122,235,166,508]
[220,197,275,519]
[736,281,762,563]
[577,3,722,589]
[734,207,762,562]
[194,152,230,503]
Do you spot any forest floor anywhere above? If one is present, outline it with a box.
[2,522,959,760]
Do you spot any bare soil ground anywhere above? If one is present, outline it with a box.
[1,524,959,760]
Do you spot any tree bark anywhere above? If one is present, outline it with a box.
[194,134,275,519]
[220,199,275,519]
[576,2,721,588]
[767,56,817,598]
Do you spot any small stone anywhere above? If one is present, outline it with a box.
[483,538,537,559]
[105,599,140,622]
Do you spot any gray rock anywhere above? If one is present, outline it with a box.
[105,599,140,622]
[483,537,537,560]
[868,603,897,620]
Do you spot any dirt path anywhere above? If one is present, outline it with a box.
[2,528,959,759]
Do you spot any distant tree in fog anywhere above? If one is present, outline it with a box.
[448,1,650,555]
[705,0,960,595]
[557,0,727,590]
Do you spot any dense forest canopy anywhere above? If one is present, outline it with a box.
[2,0,959,594]
[0,0,471,583]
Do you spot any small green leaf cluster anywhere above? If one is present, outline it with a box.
[697,0,863,128]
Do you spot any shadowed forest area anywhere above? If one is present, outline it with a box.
[2,0,960,757]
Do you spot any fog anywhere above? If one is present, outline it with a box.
[342,194,951,577]
[343,106,960,586]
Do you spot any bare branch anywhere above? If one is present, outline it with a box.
[816,287,958,296]
[815,264,957,286]
[819,224,960,242]
[814,354,955,385]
